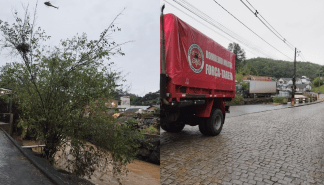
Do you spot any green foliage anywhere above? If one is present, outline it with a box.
[0,6,144,178]
[228,42,246,72]
[244,57,323,80]
[115,90,160,106]
[282,98,288,104]
[227,94,244,105]
[272,96,285,104]
[235,73,243,83]
[311,77,324,88]
[311,84,324,93]
[242,82,249,90]
[236,65,258,76]
[140,125,158,135]
[136,112,153,119]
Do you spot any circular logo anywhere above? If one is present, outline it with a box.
[188,44,204,73]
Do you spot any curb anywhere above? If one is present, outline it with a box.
[0,128,70,185]
[229,100,323,118]
[286,100,323,108]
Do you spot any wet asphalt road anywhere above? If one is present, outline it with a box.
[160,102,324,185]
[0,130,53,185]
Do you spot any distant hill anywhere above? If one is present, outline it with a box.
[245,58,323,80]
[114,90,160,106]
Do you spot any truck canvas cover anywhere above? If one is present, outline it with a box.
[162,14,235,96]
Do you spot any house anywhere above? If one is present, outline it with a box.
[301,76,311,84]
[124,108,143,114]
[277,78,302,85]
[296,84,311,93]
[282,84,311,94]
[105,99,118,108]
[147,105,160,112]
[278,90,291,98]
[120,96,130,108]
[122,106,150,114]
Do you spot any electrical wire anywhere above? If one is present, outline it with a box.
[211,0,293,60]
[162,0,263,58]
[170,0,278,59]
[241,0,296,52]
[178,0,274,58]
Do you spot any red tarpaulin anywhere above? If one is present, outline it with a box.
[162,14,235,95]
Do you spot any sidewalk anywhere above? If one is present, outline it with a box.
[0,129,54,185]
[228,99,323,118]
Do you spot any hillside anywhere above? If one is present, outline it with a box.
[114,90,160,106]
[311,84,324,93]
[244,58,323,80]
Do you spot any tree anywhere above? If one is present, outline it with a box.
[312,77,324,88]
[0,4,146,178]
[228,42,246,72]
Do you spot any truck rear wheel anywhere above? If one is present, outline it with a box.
[161,121,185,133]
[199,109,224,136]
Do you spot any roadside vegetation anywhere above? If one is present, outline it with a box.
[311,77,324,93]
[272,96,288,104]
[0,3,148,179]
[227,94,245,106]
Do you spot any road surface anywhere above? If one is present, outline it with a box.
[0,130,53,185]
[161,102,324,185]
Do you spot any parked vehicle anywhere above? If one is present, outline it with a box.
[242,81,277,98]
[160,6,235,136]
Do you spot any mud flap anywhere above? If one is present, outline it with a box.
[195,99,214,117]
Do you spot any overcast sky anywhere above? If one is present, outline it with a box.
[0,0,159,96]
[161,0,324,66]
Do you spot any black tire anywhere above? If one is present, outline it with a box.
[199,109,224,136]
[161,121,185,133]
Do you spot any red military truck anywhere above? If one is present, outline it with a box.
[160,6,235,136]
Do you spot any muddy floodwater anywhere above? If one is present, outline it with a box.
[20,139,160,185]
[87,159,160,185]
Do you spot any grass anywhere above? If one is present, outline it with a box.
[272,96,288,104]
[311,84,324,93]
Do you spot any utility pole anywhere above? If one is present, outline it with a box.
[291,48,297,106]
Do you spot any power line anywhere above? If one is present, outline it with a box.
[300,52,307,62]
[162,0,264,58]
[171,0,278,59]
[211,0,293,60]
[240,0,296,51]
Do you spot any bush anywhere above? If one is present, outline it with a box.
[242,82,249,90]
[227,94,244,105]
[282,98,288,104]
[273,96,285,104]
[140,125,159,135]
